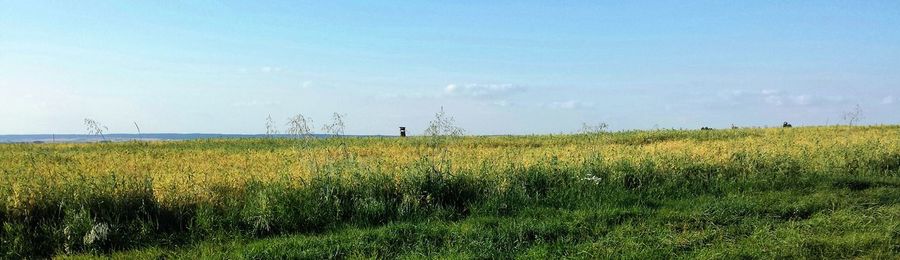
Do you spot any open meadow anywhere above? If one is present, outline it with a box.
[1,126,899,258]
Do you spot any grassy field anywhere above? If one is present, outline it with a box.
[1,126,899,258]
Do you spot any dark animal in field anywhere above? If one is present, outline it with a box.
[701,127,713,131]
[783,122,792,128]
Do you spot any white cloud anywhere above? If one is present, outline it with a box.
[444,83,524,99]
[719,89,844,107]
[237,66,283,74]
[761,89,781,95]
[301,81,313,88]
[375,92,429,100]
[492,100,512,107]
[445,84,458,93]
[764,95,784,106]
[543,100,595,110]
[882,95,895,105]
[789,95,812,106]
[260,66,283,73]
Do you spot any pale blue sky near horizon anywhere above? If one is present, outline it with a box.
[1,1,899,135]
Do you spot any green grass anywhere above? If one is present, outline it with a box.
[65,174,899,259]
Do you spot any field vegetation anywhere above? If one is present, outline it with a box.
[1,126,898,258]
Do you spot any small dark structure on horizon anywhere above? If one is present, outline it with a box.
[400,127,406,137]
[701,127,713,131]
[783,122,792,128]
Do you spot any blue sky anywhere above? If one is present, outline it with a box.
[1,1,898,135]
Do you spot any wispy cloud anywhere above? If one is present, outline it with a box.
[492,100,513,107]
[719,89,845,107]
[260,66,283,73]
[375,92,430,100]
[444,83,525,99]
[790,95,812,106]
[764,95,784,106]
[541,100,595,110]
[376,83,524,104]
[237,66,283,74]
[883,95,895,105]
[761,89,781,95]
